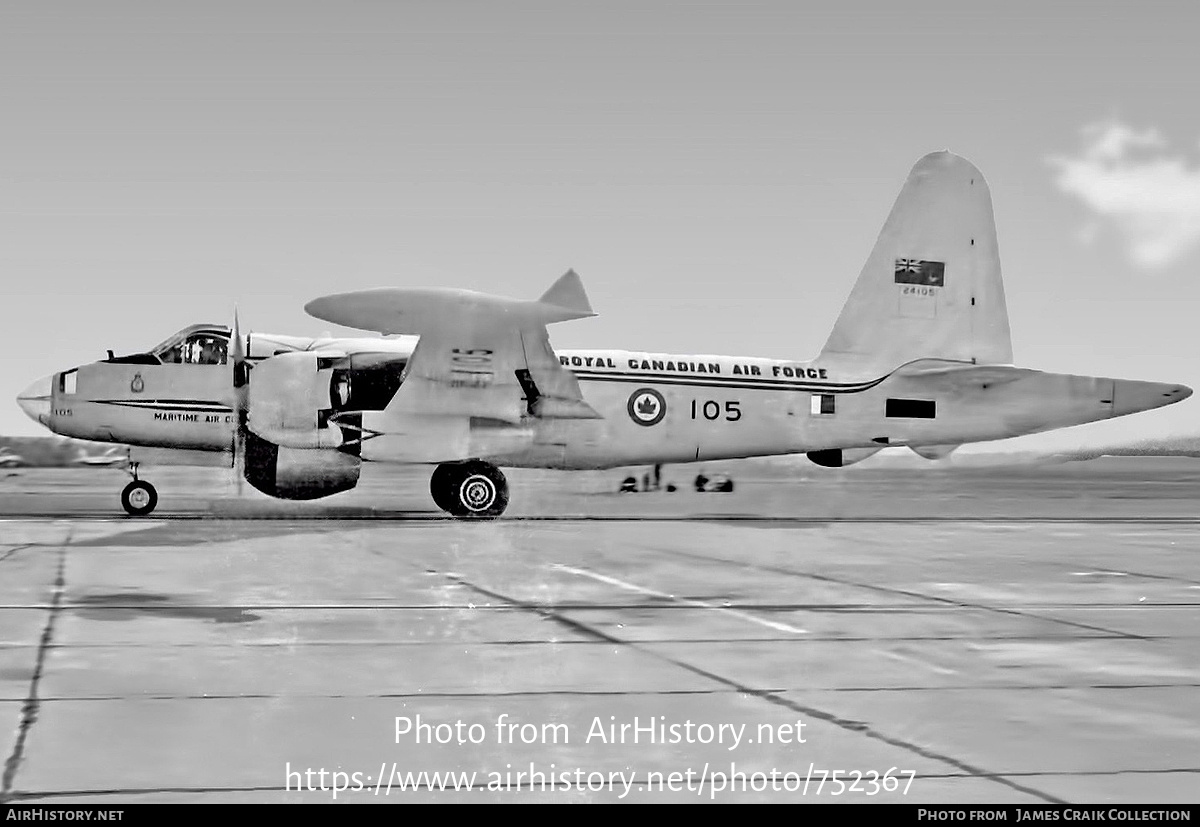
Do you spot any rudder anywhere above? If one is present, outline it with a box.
[818,151,1013,374]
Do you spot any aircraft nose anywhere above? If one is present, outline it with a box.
[16,375,53,427]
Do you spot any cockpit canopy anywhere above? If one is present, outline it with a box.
[106,324,232,366]
[154,324,231,365]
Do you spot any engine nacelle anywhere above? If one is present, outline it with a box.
[243,431,361,500]
[247,351,347,449]
[806,446,883,468]
[247,350,406,450]
[909,444,960,460]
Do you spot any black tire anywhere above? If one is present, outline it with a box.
[444,461,508,519]
[429,463,458,512]
[121,480,158,516]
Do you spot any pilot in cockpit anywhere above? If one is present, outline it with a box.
[145,326,230,366]
[175,336,226,365]
[198,338,226,365]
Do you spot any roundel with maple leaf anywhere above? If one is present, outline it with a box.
[627,388,666,426]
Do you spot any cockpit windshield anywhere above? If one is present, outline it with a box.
[148,324,232,366]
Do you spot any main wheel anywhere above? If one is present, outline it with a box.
[429,463,457,512]
[439,461,508,519]
[121,480,158,516]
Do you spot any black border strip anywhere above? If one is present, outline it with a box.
[94,400,232,412]
[571,370,888,394]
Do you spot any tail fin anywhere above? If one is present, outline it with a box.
[818,151,1013,374]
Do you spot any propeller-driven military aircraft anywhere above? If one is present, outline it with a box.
[15,152,1192,517]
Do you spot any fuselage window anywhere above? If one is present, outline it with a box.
[63,370,77,395]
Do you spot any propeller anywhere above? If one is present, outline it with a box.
[230,308,250,496]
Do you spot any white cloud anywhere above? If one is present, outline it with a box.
[1049,121,1200,268]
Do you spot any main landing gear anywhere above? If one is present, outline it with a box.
[429,460,509,519]
[120,462,158,517]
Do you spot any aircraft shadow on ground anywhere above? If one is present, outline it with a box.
[69,591,261,624]
[67,521,357,548]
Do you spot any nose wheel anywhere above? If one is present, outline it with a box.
[430,460,509,519]
[120,463,158,516]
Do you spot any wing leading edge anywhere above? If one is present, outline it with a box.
[303,270,601,424]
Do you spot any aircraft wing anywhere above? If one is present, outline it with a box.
[304,270,602,423]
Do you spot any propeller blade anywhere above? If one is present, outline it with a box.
[232,308,248,389]
[231,307,249,497]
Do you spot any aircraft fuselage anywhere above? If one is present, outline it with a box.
[28,344,1188,471]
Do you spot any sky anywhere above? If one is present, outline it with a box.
[2,1,1199,452]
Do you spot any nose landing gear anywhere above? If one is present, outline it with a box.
[120,462,158,516]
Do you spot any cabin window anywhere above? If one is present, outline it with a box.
[63,370,77,395]
[885,398,936,418]
[810,393,835,415]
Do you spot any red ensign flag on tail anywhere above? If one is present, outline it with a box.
[894,258,945,286]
